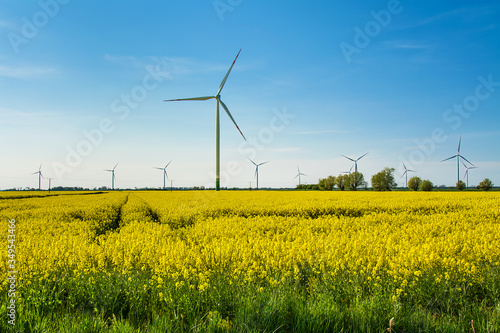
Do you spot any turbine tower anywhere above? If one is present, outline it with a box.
[401,162,416,188]
[154,161,172,190]
[32,163,44,190]
[164,49,246,191]
[104,163,118,190]
[342,152,368,173]
[248,158,268,190]
[441,136,474,184]
[294,166,307,185]
[462,161,477,188]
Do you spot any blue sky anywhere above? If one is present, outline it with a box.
[1,0,499,189]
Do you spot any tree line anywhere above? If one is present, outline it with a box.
[312,168,494,191]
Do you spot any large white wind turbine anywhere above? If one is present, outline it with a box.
[104,163,118,190]
[441,136,474,184]
[342,152,368,173]
[154,161,172,190]
[32,163,44,190]
[164,49,246,191]
[294,166,307,185]
[401,161,416,188]
[248,158,268,190]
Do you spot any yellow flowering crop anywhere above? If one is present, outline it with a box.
[1,191,499,300]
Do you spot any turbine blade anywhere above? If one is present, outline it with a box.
[165,160,172,169]
[113,163,118,170]
[154,167,163,170]
[217,49,241,95]
[459,155,475,167]
[247,158,257,166]
[441,156,456,162]
[402,161,407,171]
[342,155,355,162]
[294,174,299,179]
[458,136,461,153]
[400,171,407,178]
[165,170,169,181]
[219,99,246,140]
[357,152,369,161]
[164,96,214,102]
[32,171,39,175]
[254,168,258,179]
[39,163,42,171]
[259,161,269,166]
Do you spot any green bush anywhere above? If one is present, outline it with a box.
[407,176,421,191]
[420,180,433,191]
[456,180,466,191]
[478,178,493,191]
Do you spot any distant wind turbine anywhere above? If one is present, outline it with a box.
[248,158,268,190]
[104,163,118,190]
[462,161,477,188]
[154,161,172,190]
[401,162,416,188]
[32,164,44,190]
[294,166,307,185]
[164,49,246,191]
[342,152,368,173]
[341,165,354,175]
[441,136,474,184]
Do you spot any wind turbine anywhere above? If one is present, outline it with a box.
[104,163,118,190]
[164,49,246,191]
[294,166,307,185]
[32,164,43,190]
[401,162,416,188]
[462,161,477,188]
[342,152,368,173]
[154,161,172,190]
[341,165,354,175]
[441,136,474,184]
[248,158,268,190]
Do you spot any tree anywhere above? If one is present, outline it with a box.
[318,176,336,191]
[478,178,493,191]
[408,176,421,191]
[456,180,466,191]
[371,167,397,191]
[336,174,348,191]
[346,171,365,191]
[420,179,433,191]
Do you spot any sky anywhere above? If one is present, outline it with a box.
[1,0,499,190]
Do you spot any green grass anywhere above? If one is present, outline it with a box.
[2,269,499,332]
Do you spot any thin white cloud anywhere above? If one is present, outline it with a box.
[0,107,57,118]
[103,53,254,79]
[268,147,300,153]
[0,19,11,28]
[293,129,349,135]
[0,66,56,79]
[386,41,431,50]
